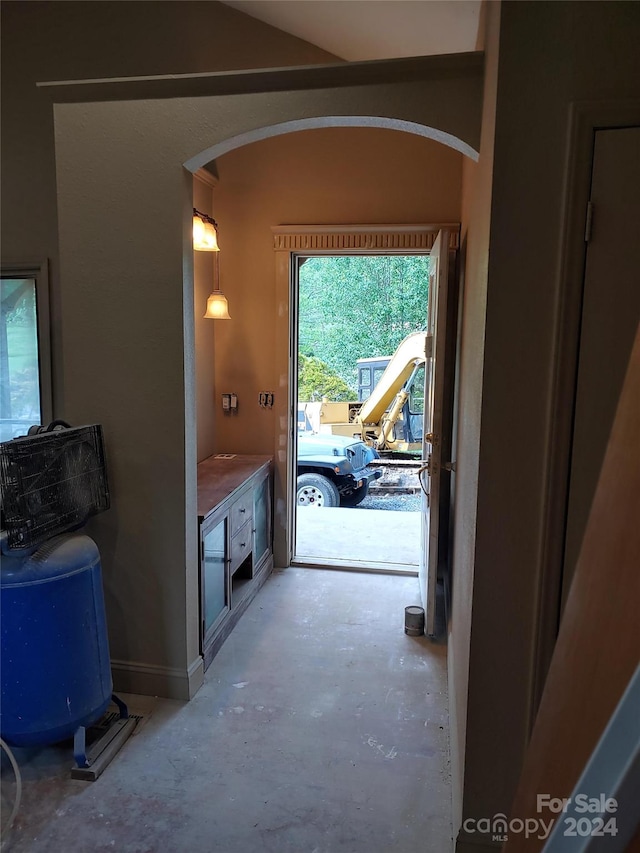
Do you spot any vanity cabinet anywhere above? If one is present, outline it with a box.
[197,454,273,670]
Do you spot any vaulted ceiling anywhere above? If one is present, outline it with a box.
[222,0,483,62]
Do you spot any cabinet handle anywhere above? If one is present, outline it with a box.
[239,508,246,513]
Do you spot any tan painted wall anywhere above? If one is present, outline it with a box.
[456,2,640,848]
[49,63,479,699]
[504,322,640,850]
[0,0,337,414]
[448,1,500,842]
[0,1,338,700]
[209,127,463,455]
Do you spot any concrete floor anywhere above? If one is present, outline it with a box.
[296,507,421,571]
[1,568,451,852]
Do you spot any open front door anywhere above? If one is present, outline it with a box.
[419,230,451,636]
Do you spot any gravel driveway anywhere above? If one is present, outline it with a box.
[358,493,421,512]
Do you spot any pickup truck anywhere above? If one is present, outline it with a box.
[297,433,382,507]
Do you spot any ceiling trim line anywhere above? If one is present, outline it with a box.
[37,51,483,104]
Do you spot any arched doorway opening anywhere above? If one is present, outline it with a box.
[50,57,481,698]
[186,119,475,571]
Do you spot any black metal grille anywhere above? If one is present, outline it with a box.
[347,444,368,471]
[0,424,110,549]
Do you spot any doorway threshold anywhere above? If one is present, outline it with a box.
[292,556,418,577]
[295,506,421,568]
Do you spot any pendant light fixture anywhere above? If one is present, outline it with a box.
[194,208,230,319]
[204,290,231,320]
[193,208,220,252]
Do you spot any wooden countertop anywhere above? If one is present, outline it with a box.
[197,454,272,521]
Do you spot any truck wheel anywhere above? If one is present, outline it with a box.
[340,482,369,507]
[297,474,340,507]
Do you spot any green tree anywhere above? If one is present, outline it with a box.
[298,255,429,390]
[298,354,357,402]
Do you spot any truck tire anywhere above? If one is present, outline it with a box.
[340,482,369,507]
[296,474,340,508]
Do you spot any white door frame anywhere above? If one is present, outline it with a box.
[532,99,640,719]
[271,224,460,569]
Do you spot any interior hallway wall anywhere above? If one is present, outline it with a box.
[0,0,337,417]
[210,127,463,455]
[448,0,500,842]
[456,2,640,849]
[0,1,337,701]
[50,61,480,698]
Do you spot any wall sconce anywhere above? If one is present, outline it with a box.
[195,208,230,319]
[204,290,231,320]
[193,208,220,252]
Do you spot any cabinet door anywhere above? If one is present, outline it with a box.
[201,514,229,645]
[252,472,271,568]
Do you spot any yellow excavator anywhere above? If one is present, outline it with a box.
[316,331,427,453]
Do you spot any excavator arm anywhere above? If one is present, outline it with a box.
[355,331,427,425]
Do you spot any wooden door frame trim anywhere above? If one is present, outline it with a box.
[271,223,460,568]
[532,100,640,723]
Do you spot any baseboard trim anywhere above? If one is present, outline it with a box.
[111,655,204,701]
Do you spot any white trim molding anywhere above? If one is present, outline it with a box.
[272,223,460,253]
[270,222,459,570]
[533,99,640,722]
[542,665,640,853]
[111,655,204,701]
[194,167,219,189]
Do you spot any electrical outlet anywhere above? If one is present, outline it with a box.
[222,394,231,411]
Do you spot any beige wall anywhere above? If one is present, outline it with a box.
[8,1,638,842]
[48,63,479,700]
[0,1,337,700]
[0,0,337,415]
[209,127,463,455]
[448,1,500,842]
[455,2,640,849]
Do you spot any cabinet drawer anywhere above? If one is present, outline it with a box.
[231,519,252,571]
[230,491,253,536]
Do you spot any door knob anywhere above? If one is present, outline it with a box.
[417,454,431,476]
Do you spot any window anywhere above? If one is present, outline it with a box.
[0,264,52,441]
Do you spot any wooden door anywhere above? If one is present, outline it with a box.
[419,230,451,636]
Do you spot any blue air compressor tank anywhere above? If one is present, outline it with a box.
[0,534,112,746]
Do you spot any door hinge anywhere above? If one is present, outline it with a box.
[585,200,594,243]
[425,335,434,359]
